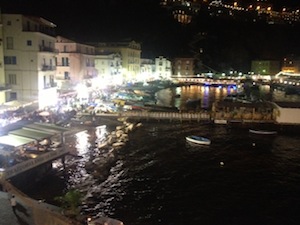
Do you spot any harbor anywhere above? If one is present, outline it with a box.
[25,117,300,225]
[0,81,300,225]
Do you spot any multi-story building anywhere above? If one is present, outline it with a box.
[94,52,123,86]
[281,56,300,73]
[155,56,172,80]
[55,36,97,91]
[0,12,8,106]
[93,41,141,82]
[2,14,58,109]
[140,58,155,82]
[251,60,281,75]
[172,57,195,77]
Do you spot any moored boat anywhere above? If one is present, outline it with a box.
[249,129,277,135]
[214,119,227,124]
[87,216,124,225]
[186,135,211,145]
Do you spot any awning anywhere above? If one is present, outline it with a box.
[9,128,54,141]
[0,134,35,147]
[0,100,36,114]
[24,122,70,134]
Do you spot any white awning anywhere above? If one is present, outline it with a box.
[0,135,35,147]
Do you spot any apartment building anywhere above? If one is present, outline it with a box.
[55,36,97,91]
[93,40,141,82]
[0,13,7,105]
[94,52,123,86]
[2,14,57,109]
[282,56,300,74]
[155,56,172,80]
[140,58,155,82]
[251,60,280,75]
[172,57,195,77]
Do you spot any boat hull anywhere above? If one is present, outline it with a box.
[186,136,211,145]
[249,129,277,135]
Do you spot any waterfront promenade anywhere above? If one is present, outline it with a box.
[78,109,275,124]
[0,176,80,225]
[0,119,81,225]
[0,190,35,225]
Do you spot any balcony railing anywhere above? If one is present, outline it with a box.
[39,45,57,53]
[44,82,57,89]
[0,83,12,91]
[41,65,56,71]
[56,64,70,67]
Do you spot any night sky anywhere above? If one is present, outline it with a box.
[1,0,300,72]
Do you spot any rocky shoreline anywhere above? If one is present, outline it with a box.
[61,117,142,218]
[83,118,142,185]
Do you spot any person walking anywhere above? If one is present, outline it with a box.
[10,195,17,214]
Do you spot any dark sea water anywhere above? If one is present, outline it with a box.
[24,85,300,225]
[26,122,300,225]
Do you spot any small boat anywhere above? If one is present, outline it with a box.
[214,119,228,125]
[249,129,277,135]
[87,217,124,225]
[186,135,211,145]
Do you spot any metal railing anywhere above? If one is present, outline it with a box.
[2,148,69,179]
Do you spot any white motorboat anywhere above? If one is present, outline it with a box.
[249,129,277,135]
[186,135,211,145]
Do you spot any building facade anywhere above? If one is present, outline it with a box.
[155,56,172,80]
[281,56,300,73]
[0,12,8,106]
[140,58,155,82]
[93,41,141,82]
[251,60,281,75]
[172,57,195,77]
[2,14,58,109]
[94,52,123,86]
[55,36,97,91]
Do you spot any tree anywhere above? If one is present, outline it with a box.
[55,189,83,218]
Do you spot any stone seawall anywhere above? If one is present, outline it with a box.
[0,180,79,225]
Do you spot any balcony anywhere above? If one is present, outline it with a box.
[41,65,56,71]
[44,82,57,89]
[0,83,12,91]
[56,64,69,67]
[39,45,57,53]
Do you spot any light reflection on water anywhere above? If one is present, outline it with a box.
[157,85,238,109]
[157,85,300,110]
[62,125,112,189]
[75,130,90,155]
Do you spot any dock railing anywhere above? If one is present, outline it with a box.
[78,110,275,123]
[1,147,69,180]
